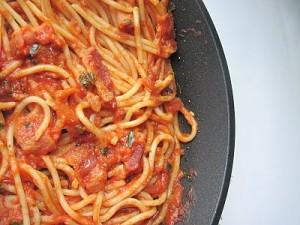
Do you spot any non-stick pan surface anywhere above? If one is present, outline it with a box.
[171,1,235,225]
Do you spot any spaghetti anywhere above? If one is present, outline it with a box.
[0,0,198,225]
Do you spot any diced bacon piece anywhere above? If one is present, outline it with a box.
[123,143,144,175]
[10,23,65,65]
[81,48,116,109]
[83,163,107,193]
[14,109,59,154]
[64,144,107,193]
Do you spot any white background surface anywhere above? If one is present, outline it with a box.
[203,1,300,225]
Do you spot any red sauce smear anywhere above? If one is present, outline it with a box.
[165,98,183,114]
[165,176,185,225]
[155,13,177,57]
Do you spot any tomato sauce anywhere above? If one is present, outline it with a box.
[149,113,170,125]
[60,131,146,192]
[142,71,159,93]
[0,78,28,102]
[113,108,125,123]
[165,98,183,114]
[164,181,185,225]
[29,75,63,97]
[47,215,75,225]
[145,170,169,197]
[0,50,9,69]
[155,13,177,57]
[17,150,46,169]
[9,1,29,22]
[0,196,23,225]
[54,88,80,127]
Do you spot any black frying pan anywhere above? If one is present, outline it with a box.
[171,1,235,225]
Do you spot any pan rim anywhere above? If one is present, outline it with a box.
[193,1,236,224]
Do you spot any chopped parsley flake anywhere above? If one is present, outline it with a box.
[78,72,96,88]
[100,147,109,156]
[29,43,40,58]
[126,131,135,148]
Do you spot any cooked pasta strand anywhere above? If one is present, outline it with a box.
[0,2,198,224]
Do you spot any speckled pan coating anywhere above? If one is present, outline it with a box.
[171,1,235,225]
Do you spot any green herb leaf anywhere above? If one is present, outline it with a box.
[100,147,108,156]
[0,123,4,130]
[122,18,132,25]
[126,131,134,148]
[183,172,192,181]
[78,72,96,88]
[29,43,40,58]
[7,91,13,97]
